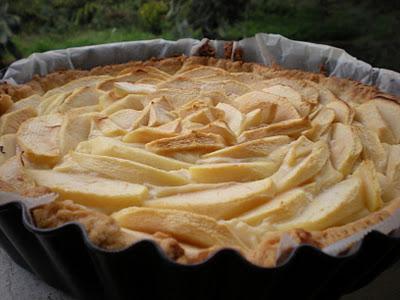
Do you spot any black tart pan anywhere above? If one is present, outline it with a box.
[0,198,399,300]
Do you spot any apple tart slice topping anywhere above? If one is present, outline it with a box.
[1,59,399,267]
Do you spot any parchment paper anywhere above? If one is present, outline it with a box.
[2,33,400,95]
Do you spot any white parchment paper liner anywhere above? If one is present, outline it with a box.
[1,33,399,95]
[0,192,57,210]
[0,33,399,260]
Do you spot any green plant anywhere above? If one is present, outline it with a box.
[0,2,21,67]
[139,1,169,34]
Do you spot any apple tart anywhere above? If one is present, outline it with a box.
[1,55,400,266]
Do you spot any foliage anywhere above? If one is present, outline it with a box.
[139,1,169,34]
[0,2,22,67]
[13,28,162,56]
[2,0,400,71]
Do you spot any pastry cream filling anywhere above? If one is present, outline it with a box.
[1,62,399,259]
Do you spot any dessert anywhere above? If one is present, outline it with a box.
[1,55,399,267]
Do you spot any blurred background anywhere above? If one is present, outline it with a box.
[1,0,399,71]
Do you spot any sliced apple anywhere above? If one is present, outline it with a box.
[240,109,263,131]
[53,154,92,174]
[235,91,300,122]
[44,75,111,98]
[372,99,400,143]
[189,161,277,183]
[238,188,310,225]
[148,101,174,127]
[284,136,314,166]
[355,101,395,144]
[101,94,145,115]
[353,160,383,212]
[97,71,163,91]
[151,182,228,197]
[0,94,13,115]
[9,94,42,112]
[185,107,224,125]
[78,136,191,170]
[181,120,204,133]
[386,144,400,180]
[41,92,74,115]
[109,109,141,131]
[178,66,228,79]
[27,169,148,213]
[66,105,100,117]
[112,207,246,248]
[311,159,343,194]
[195,121,236,145]
[93,115,127,137]
[98,90,121,109]
[146,132,225,154]
[0,106,37,135]
[114,82,157,96]
[352,124,387,172]
[59,113,92,155]
[58,86,104,113]
[157,118,181,133]
[157,76,202,91]
[123,127,177,143]
[326,99,354,124]
[230,72,264,84]
[275,177,364,231]
[201,80,251,97]
[146,89,200,109]
[88,118,105,139]
[238,118,310,142]
[382,163,400,202]
[329,123,362,175]
[0,155,37,191]
[305,80,337,105]
[215,102,243,135]
[71,151,188,186]
[252,78,319,104]
[263,84,311,116]
[381,144,400,201]
[203,135,291,159]
[135,77,163,85]
[17,114,63,166]
[173,98,214,118]
[304,108,335,141]
[272,139,329,192]
[0,134,16,165]
[145,177,275,219]
[118,66,171,79]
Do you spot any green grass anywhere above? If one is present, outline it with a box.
[13,27,174,57]
[8,13,400,72]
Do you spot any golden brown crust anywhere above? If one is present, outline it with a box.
[32,200,189,260]
[33,200,127,249]
[0,94,13,115]
[153,232,185,260]
[312,197,400,247]
[251,198,400,267]
[249,229,322,267]
[2,55,397,106]
[223,42,234,59]
[198,40,216,58]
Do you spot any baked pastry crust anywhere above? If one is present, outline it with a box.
[1,54,399,267]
